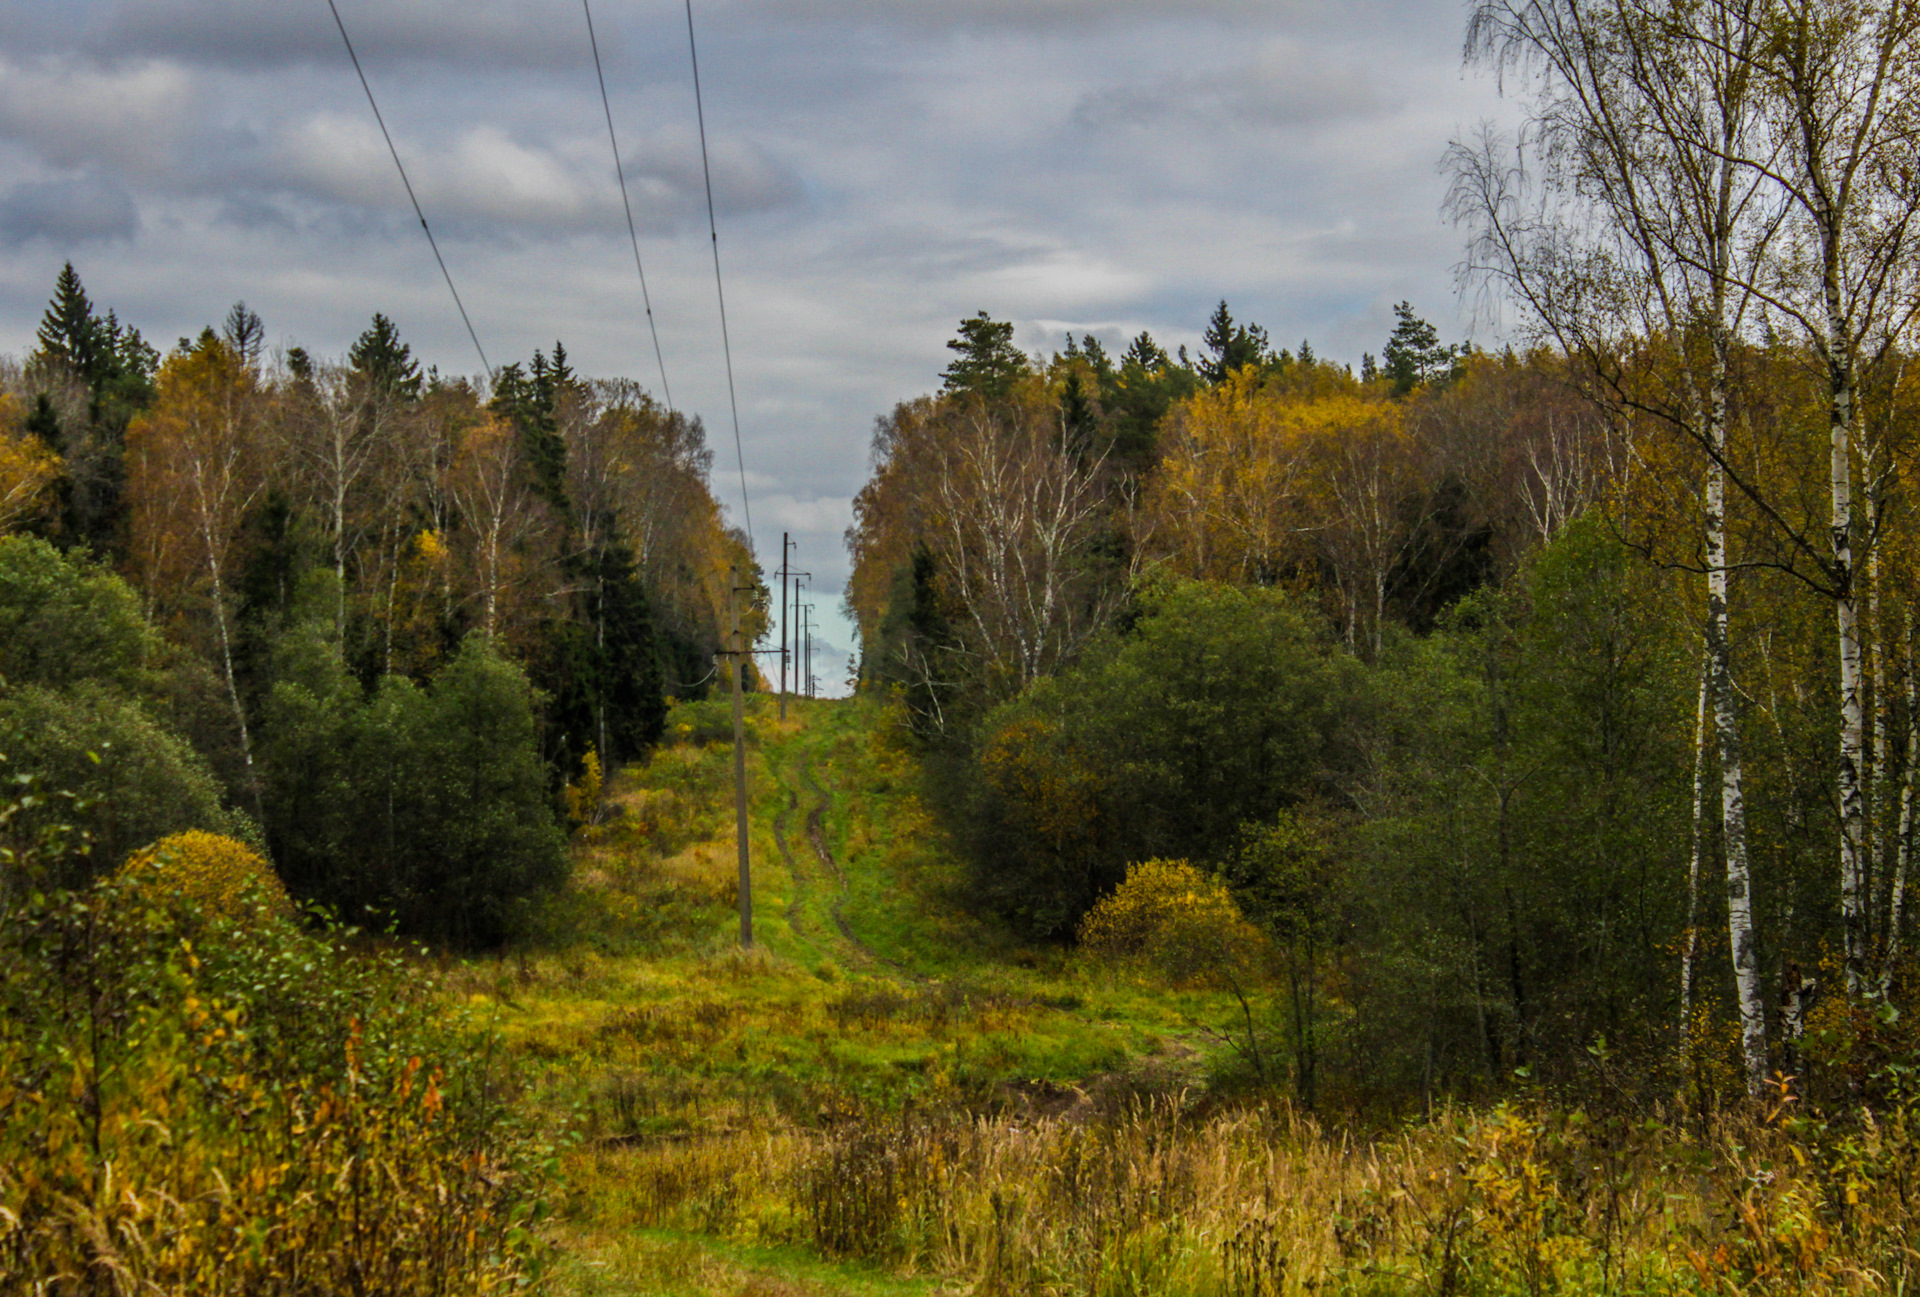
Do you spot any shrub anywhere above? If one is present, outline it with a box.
[967,580,1364,935]
[0,682,246,880]
[1081,858,1277,1086]
[1079,858,1266,986]
[262,631,567,947]
[0,799,557,1293]
[119,829,290,922]
[0,534,153,692]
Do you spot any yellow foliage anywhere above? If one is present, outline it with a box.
[413,526,450,565]
[1079,858,1266,985]
[0,902,550,1294]
[1146,371,1405,595]
[121,830,290,920]
[0,424,59,534]
[566,745,605,827]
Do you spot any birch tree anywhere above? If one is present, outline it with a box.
[126,333,268,803]
[1452,0,1785,1091]
[279,363,393,637]
[449,413,551,642]
[926,391,1120,693]
[1754,0,1920,993]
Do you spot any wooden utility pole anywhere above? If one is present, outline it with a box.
[792,574,806,699]
[778,532,789,721]
[727,565,752,947]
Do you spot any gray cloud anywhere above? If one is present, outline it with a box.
[726,0,1300,30]
[92,0,593,72]
[0,57,196,173]
[254,116,801,237]
[0,175,139,248]
[1074,40,1397,131]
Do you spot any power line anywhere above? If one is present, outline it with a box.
[324,0,493,380]
[684,0,753,550]
[582,0,675,413]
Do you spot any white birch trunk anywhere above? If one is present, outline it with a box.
[1831,348,1868,996]
[1707,345,1767,1096]
[1679,649,1711,1048]
[1886,606,1916,984]
[1870,530,1887,949]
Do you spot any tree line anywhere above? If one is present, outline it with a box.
[0,264,758,944]
[848,0,1920,1106]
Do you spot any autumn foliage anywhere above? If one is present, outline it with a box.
[0,814,554,1293]
[119,829,290,922]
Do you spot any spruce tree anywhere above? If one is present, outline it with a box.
[28,265,154,557]
[1381,302,1457,395]
[1198,300,1269,383]
[35,263,100,378]
[348,313,422,399]
[222,301,265,370]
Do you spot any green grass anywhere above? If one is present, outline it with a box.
[551,1226,963,1297]
[453,694,1241,1294]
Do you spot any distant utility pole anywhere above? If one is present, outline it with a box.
[726,565,752,948]
[802,602,815,699]
[792,574,807,701]
[777,534,806,723]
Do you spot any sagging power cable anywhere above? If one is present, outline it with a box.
[324,0,493,380]
[583,0,676,413]
[684,0,753,549]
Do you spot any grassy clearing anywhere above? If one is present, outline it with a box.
[455,695,1228,1294]
[457,696,1198,1124]
[453,696,1920,1297]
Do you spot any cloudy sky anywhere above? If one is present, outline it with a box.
[0,0,1512,694]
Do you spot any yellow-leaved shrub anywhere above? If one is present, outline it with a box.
[1078,857,1266,987]
[120,829,290,920]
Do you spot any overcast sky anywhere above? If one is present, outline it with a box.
[0,0,1512,695]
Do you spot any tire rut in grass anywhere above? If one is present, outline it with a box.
[799,756,916,977]
[772,785,811,937]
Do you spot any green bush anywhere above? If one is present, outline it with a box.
[0,682,246,880]
[0,534,154,692]
[262,631,568,947]
[966,580,1364,935]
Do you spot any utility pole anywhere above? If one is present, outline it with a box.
[778,532,789,722]
[802,602,815,699]
[726,565,752,948]
[777,535,806,723]
[792,574,807,702]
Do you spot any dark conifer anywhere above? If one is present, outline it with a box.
[348,313,422,399]
[940,312,1029,399]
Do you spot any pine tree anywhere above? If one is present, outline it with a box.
[1080,333,1115,385]
[29,265,155,556]
[35,263,100,379]
[501,346,571,517]
[1381,302,1457,395]
[222,302,265,370]
[940,312,1029,399]
[1122,331,1169,371]
[1061,367,1096,456]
